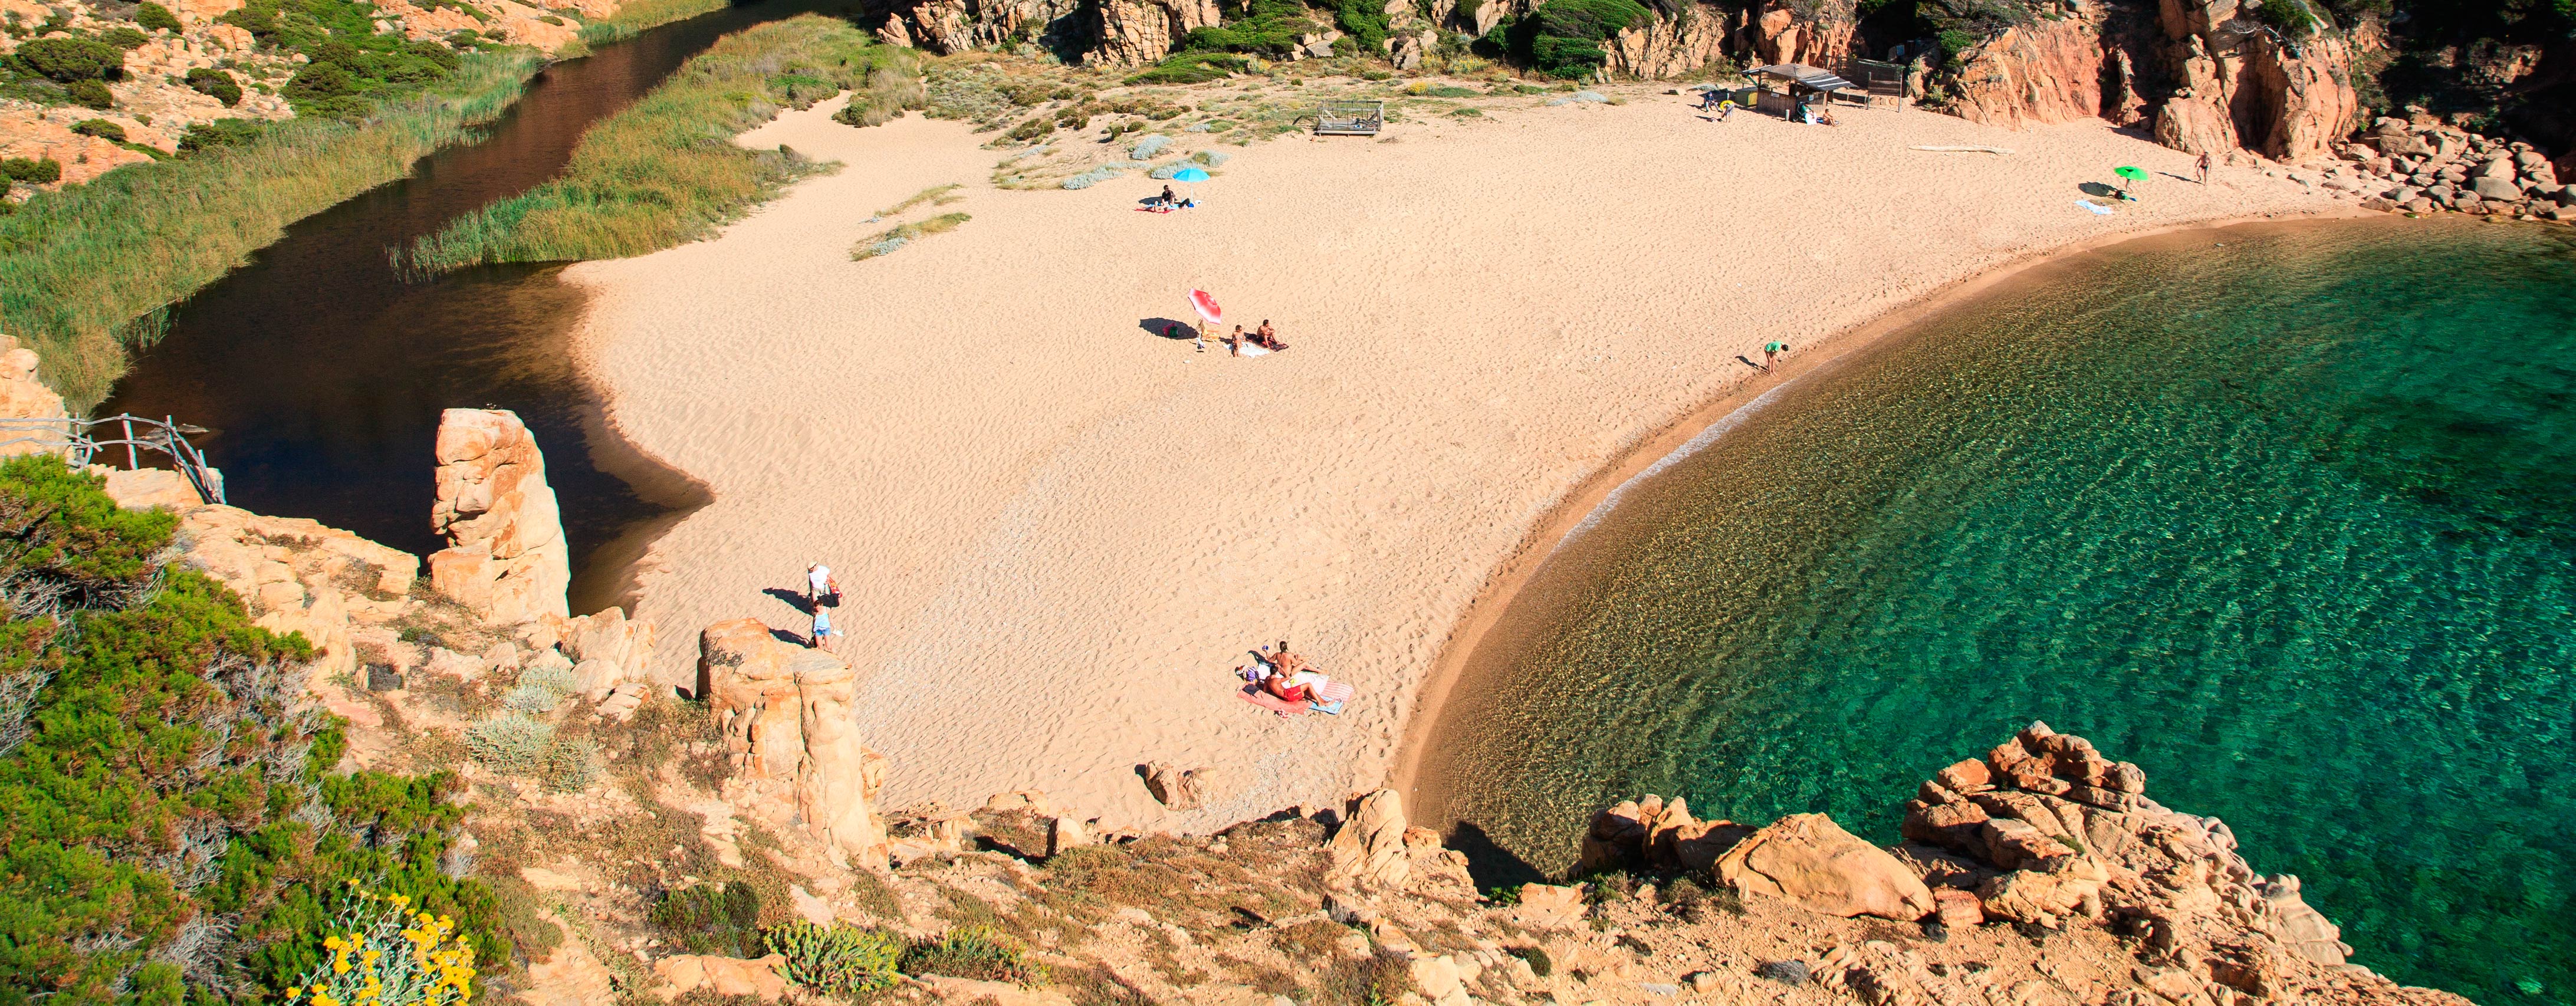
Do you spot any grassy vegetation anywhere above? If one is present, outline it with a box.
[407,15,923,272]
[0,456,505,1002]
[1495,0,1651,78]
[0,48,543,407]
[850,212,970,260]
[877,183,964,218]
[578,0,735,44]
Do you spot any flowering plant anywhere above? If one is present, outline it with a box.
[280,885,477,1006]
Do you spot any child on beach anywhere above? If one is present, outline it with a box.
[811,606,839,650]
[1763,341,1789,370]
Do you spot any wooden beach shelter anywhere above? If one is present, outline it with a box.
[1744,63,1855,119]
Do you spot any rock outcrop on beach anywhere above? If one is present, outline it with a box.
[701,616,893,869]
[2341,116,2574,220]
[428,407,572,626]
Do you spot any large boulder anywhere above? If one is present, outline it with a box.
[652,954,790,1000]
[1716,813,1936,920]
[1326,789,1411,892]
[701,617,889,869]
[170,505,418,679]
[426,408,570,624]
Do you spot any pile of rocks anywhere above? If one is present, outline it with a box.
[2337,117,2574,221]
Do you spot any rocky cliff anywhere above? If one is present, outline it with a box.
[428,407,573,626]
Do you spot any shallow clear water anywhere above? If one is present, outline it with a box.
[1416,219,2576,1004]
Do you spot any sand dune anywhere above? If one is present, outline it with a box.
[565,86,2345,831]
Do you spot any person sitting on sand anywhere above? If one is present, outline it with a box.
[1159,185,1176,207]
[1256,320,1285,351]
[1817,106,1838,126]
[1230,325,1246,357]
[1261,666,1316,704]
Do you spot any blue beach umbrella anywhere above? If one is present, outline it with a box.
[1171,165,1210,203]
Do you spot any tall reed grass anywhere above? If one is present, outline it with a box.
[577,0,734,45]
[408,17,921,274]
[0,50,544,407]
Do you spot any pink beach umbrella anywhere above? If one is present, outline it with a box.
[1189,288,1224,338]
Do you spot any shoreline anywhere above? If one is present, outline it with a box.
[567,92,2372,827]
[1385,210,2380,829]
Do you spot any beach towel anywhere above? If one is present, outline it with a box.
[1237,344,1271,357]
[1237,680,1356,716]
[2075,199,2116,215]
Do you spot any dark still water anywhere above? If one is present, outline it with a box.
[1414,219,2576,1004]
[99,0,851,610]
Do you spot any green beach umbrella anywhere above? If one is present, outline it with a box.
[2114,165,2147,182]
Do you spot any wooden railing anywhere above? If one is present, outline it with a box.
[0,413,226,505]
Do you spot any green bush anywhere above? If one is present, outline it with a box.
[1005,115,1054,140]
[1125,51,1249,85]
[187,66,244,106]
[902,926,1047,986]
[650,882,765,957]
[2250,0,2322,34]
[1506,0,1648,78]
[176,117,265,151]
[101,27,150,49]
[0,456,504,1003]
[17,36,123,81]
[1936,27,1977,61]
[64,78,116,109]
[1330,0,1391,53]
[464,712,553,774]
[70,119,126,142]
[2,157,63,183]
[767,921,906,996]
[539,734,599,792]
[136,1,183,31]
[1178,0,1322,53]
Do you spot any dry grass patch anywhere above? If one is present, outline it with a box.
[850,212,971,261]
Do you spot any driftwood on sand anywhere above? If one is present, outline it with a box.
[1911,145,2015,154]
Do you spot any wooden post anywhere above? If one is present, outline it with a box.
[121,415,137,469]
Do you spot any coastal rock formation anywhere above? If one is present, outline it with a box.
[428,408,570,625]
[1087,0,1221,66]
[1325,788,1411,892]
[1575,794,1749,877]
[0,336,67,453]
[701,617,891,869]
[1740,1,1854,69]
[167,504,419,679]
[2343,117,2572,220]
[1944,12,2109,129]
[1893,722,2401,997]
[1716,813,1936,920]
[652,954,791,999]
[2149,0,2357,161]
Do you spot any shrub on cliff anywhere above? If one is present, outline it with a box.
[188,66,245,106]
[136,1,183,32]
[650,881,765,956]
[0,456,506,1002]
[768,921,906,995]
[1,157,64,184]
[63,78,116,110]
[1178,0,1322,54]
[1502,0,1650,78]
[71,119,126,142]
[17,36,124,82]
[902,926,1047,986]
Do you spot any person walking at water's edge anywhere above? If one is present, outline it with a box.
[1763,341,1790,372]
[2197,151,2213,186]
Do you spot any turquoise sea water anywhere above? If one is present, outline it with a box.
[1416,219,2576,1004]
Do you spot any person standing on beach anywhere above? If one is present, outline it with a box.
[807,563,838,608]
[811,605,839,650]
[2197,151,2213,185]
[1763,341,1788,370]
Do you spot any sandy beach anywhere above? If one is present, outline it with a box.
[566,84,2347,831]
